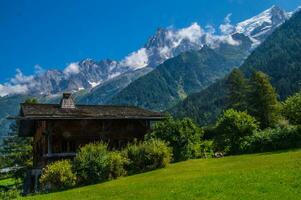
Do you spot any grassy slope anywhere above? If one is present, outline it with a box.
[23,150,301,200]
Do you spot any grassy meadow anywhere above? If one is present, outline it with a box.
[22,149,301,200]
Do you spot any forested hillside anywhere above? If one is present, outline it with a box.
[171,10,301,125]
[110,34,252,111]
[77,68,152,105]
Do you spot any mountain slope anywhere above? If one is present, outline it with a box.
[0,95,31,141]
[0,5,292,138]
[77,68,152,105]
[109,34,252,111]
[104,6,289,111]
[171,10,301,125]
[0,6,289,98]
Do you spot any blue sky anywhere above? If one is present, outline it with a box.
[1,0,301,82]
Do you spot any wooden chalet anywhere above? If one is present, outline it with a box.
[11,92,164,193]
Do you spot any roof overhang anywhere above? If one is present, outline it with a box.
[8,116,166,120]
[8,115,166,137]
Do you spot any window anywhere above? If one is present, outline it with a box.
[62,140,76,152]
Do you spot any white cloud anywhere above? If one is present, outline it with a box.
[63,63,80,75]
[219,13,235,35]
[0,84,28,97]
[159,46,172,59]
[120,48,149,69]
[10,68,34,85]
[204,33,220,48]
[0,68,35,97]
[203,33,239,48]
[219,35,240,46]
[205,25,216,34]
[225,13,232,24]
[34,64,45,74]
[164,23,205,49]
[176,23,204,43]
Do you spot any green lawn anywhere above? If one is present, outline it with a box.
[23,149,301,200]
[0,178,16,187]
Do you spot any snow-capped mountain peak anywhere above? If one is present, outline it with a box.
[236,5,289,42]
[0,5,295,97]
[144,28,173,49]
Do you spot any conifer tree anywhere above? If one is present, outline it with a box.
[0,98,36,181]
[0,123,32,181]
[248,71,280,128]
[226,69,249,111]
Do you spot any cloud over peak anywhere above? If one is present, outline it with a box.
[219,13,235,35]
[63,63,80,75]
[0,68,33,97]
[176,23,204,44]
[120,48,149,69]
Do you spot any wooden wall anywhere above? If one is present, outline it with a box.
[33,119,151,168]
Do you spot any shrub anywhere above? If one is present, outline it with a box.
[0,189,19,200]
[40,160,76,192]
[147,117,203,161]
[282,92,301,125]
[241,125,301,153]
[123,139,172,174]
[74,142,109,184]
[106,151,128,179]
[215,109,259,154]
[199,140,214,158]
[74,142,127,184]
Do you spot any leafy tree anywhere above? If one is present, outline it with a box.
[226,68,249,111]
[282,92,301,125]
[146,116,203,161]
[248,71,280,128]
[215,109,259,154]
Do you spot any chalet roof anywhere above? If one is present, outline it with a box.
[16,103,164,120]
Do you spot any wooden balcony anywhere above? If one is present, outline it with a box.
[43,152,76,158]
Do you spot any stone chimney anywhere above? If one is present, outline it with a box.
[60,92,75,109]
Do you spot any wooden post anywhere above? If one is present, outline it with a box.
[34,173,38,192]
[47,132,52,155]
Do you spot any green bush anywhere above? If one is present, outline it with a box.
[215,109,259,154]
[241,125,301,153]
[74,143,127,184]
[147,117,203,161]
[282,92,301,125]
[123,139,172,174]
[40,160,76,192]
[199,140,214,158]
[107,151,128,180]
[0,189,19,200]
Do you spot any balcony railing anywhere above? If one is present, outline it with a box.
[43,152,76,158]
